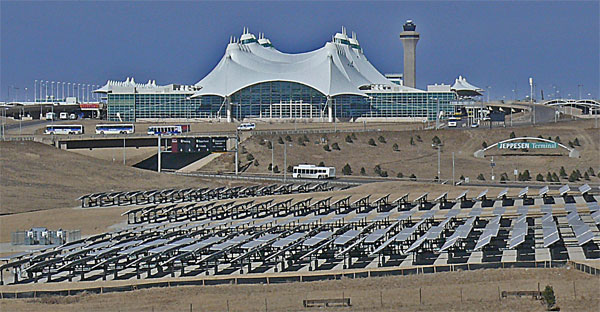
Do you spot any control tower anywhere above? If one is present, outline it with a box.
[399,20,420,88]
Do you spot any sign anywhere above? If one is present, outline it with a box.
[210,137,228,152]
[497,142,558,149]
[170,137,229,153]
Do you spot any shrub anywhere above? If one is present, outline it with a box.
[297,137,305,146]
[584,172,590,180]
[554,136,561,143]
[510,131,516,139]
[378,135,386,143]
[258,140,266,146]
[432,136,442,145]
[538,135,544,139]
[374,164,382,175]
[345,135,353,143]
[253,159,259,166]
[393,143,399,151]
[552,172,560,182]
[332,142,340,150]
[500,175,507,182]
[273,165,280,173]
[536,173,544,182]
[459,175,465,181]
[285,135,292,142]
[342,163,352,175]
[277,137,284,144]
[287,165,293,173]
[568,171,578,182]
[546,172,553,182]
[574,137,580,146]
[482,141,488,149]
[268,163,272,171]
[318,161,325,166]
[360,167,366,175]
[323,144,331,152]
[477,173,485,181]
[588,167,595,176]
[380,171,388,177]
[240,146,248,154]
[267,141,273,149]
[410,137,415,145]
[397,172,403,178]
[568,141,574,148]
[542,285,556,309]
[409,174,417,181]
[523,170,531,181]
[368,138,376,146]
[302,134,309,142]
[351,133,357,140]
[416,135,422,142]
[246,153,254,161]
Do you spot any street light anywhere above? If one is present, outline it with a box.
[432,142,443,181]
[283,143,292,182]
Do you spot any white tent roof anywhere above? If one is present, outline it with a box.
[451,76,484,96]
[192,28,421,98]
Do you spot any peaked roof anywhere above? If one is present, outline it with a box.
[451,76,484,96]
[192,28,420,98]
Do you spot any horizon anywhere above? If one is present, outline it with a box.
[1,1,598,102]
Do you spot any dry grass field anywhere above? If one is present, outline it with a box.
[211,119,600,183]
[1,268,597,312]
[0,141,247,215]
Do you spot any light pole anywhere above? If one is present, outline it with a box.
[486,86,491,103]
[34,80,37,103]
[434,98,439,130]
[578,84,583,100]
[432,142,443,181]
[157,134,162,172]
[452,152,455,185]
[284,143,290,182]
[235,128,239,175]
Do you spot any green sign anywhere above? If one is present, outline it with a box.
[497,142,558,149]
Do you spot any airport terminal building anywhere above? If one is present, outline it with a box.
[96,27,457,122]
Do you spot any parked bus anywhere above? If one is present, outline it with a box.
[147,124,191,135]
[292,164,336,179]
[448,116,461,128]
[95,124,135,134]
[44,124,84,135]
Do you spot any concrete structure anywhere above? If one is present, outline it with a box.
[399,20,420,88]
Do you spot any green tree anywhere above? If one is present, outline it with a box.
[240,146,248,154]
[277,136,284,144]
[380,170,388,177]
[477,173,485,181]
[410,174,417,181]
[318,161,325,167]
[416,135,422,142]
[368,138,377,146]
[345,135,353,143]
[569,171,578,182]
[588,167,596,176]
[584,172,590,180]
[500,175,507,183]
[374,164,382,175]
[523,170,531,181]
[568,141,574,148]
[554,136,561,143]
[378,135,386,143]
[573,137,580,146]
[538,135,544,139]
[459,175,465,181]
[273,165,280,173]
[302,134,309,143]
[267,141,273,150]
[360,167,366,175]
[510,131,516,139]
[542,285,556,309]
[268,163,272,171]
[287,165,293,173]
[323,144,331,152]
[536,173,544,182]
[253,159,259,166]
[559,166,567,177]
[393,143,399,151]
[342,163,352,175]
[546,172,553,182]
[246,153,254,161]
[432,136,442,145]
[285,135,292,142]
[482,141,488,149]
[397,172,404,178]
[297,137,305,146]
[552,172,560,182]
[410,137,415,145]
[332,142,340,150]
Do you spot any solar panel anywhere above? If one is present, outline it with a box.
[334,229,361,246]
[493,206,506,216]
[405,235,428,253]
[541,213,553,223]
[180,236,222,252]
[397,211,414,221]
[517,206,528,216]
[592,210,600,225]
[543,231,560,248]
[539,186,549,197]
[576,231,594,246]
[303,231,334,247]
[364,225,393,244]
[579,184,592,195]
[508,233,526,249]
[241,233,279,249]
[588,202,600,213]
[541,205,552,215]
[439,234,459,252]
[421,210,436,220]
[371,211,393,222]
[414,193,428,202]
[348,213,370,224]
[559,185,570,196]
[434,192,448,202]
[489,215,502,225]
[456,190,469,201]
[299,216,321,225]
[476,189,488,200]
[497,188,508,199]
[426,225,444,239]
[469,208,482,217]
[271,232,307,248]
[395,226,416,242]
[518,187,529,198]
[474,234,492,250]
[211,234,252,251]
[565,204,577,213]
[446,209,461,218]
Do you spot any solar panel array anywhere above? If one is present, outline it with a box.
[1,185,598,286]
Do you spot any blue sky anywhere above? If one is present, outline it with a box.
[1,1,598,101]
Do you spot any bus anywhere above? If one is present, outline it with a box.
[448,116,461,128]
[44,125,84,135]
[147,124,191,135]
[95,124,135,134]
[292,164,336,179]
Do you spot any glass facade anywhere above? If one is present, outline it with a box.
[106,81,456,121]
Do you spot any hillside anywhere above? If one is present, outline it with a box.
[0,141,233,214]
[209,119,600,183]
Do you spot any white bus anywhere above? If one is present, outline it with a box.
[292,164,336,179]
[448,116,461,128]
[44,125,84,135]
[95,124,135,134]
[147,124,191,135]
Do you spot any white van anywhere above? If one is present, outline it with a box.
[237,123,256,131]
[59,112,69,120]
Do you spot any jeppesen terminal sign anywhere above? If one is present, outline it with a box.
[497,142,558,149]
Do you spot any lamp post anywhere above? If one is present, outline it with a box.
[432,142,443,181]
[235,128,239,175]
[34,80,37,103]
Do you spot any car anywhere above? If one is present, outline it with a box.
[471,122,480,128]
[237,123,256,131]
[69,113,77,120]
